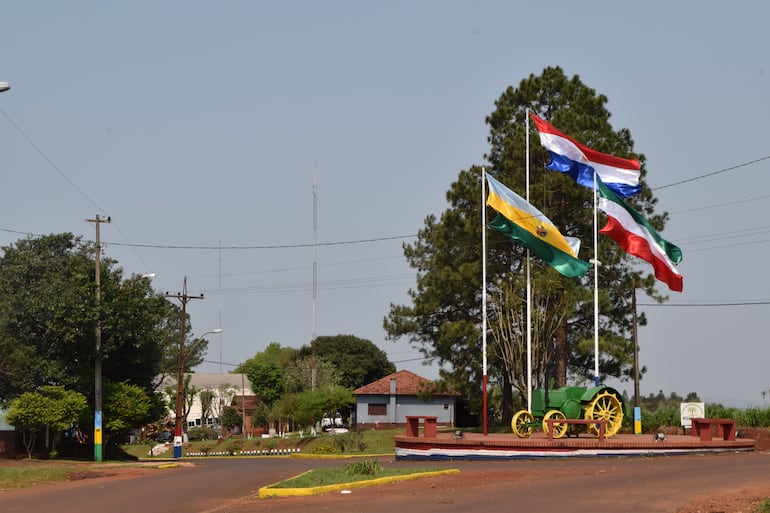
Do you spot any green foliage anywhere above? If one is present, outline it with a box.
[221,406,242,431]
[187,426,217,441]
[332,432,368,453]
[737,408,770,427]
[244,360,285,406]
[103,381,152,435]
[297,335,396,389]
[225,440,241,456]
[311,443,337,454]
[754,498,770,513]
[0,233,184,429]
[345,458,381,476]
[6,386,88,458]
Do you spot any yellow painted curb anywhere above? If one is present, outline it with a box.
[259,469,460,499]
[156,463,178,469]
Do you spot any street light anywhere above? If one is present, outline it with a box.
[0,82,9,93]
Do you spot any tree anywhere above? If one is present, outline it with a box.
[0,233,182,405]
[291,385,355,432]
[6,386,88,458]
[297,335,396,389]
[243,360,284,407]
[164,374,197,430]
[221,406,242,433]
[103,380,152,454]
[385,67,670,421]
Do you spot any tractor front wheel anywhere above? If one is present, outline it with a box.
[542,410,568,439]
[511,410,534,438]
[584,391,624,436]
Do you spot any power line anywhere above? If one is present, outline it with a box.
[639,300,770,307]
[652,155,770,191]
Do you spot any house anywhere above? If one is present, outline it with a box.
[353,370,456,429]
[0,408,16,457]
[159,373,257,436]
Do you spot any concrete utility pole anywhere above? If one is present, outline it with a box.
[86,214,110,462]
[165,277,203,458]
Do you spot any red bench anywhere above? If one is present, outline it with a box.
[405,416,438,438]
[545,418,608,441]
[690,418,736,441]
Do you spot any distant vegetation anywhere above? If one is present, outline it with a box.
[624,390,770,431]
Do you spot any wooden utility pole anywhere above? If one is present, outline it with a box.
[165,277,203,458]
[87,214,110,462]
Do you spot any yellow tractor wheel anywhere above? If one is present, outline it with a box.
[542,410,568,439]
[584,391,624,437]
[511,410,534,438]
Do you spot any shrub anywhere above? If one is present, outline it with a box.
[346,458,381,476]
[187,426,217,441]
[225,441,241,456]
[311,443,337,454]
[331,432,367,453]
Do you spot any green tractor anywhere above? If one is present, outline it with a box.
[511,385,625,438]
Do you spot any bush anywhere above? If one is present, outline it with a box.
[331,432,367,453]
[225,441,241,456]
[187,426,218,441]
[346,458,381,476]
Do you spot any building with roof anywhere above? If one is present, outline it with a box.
[353,370,456,429]
[158,373,258,436]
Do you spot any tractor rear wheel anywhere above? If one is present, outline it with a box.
[511,410,534,438]
[584,391,623,436]
[542,410,568,439]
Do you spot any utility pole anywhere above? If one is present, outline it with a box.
[87,214,110,462]
[632,277,641,435]
[311,160,318,390]
[165,277,203,458]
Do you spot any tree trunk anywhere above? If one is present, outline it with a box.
[501,371,513,422]
[555,326,567,387]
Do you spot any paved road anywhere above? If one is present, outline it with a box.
[1,453,769,513]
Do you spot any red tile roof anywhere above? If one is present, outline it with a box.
[354,370,453,396]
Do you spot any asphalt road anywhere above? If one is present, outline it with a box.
[1,453,769,513]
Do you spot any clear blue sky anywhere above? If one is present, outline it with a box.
[2,1,769,407]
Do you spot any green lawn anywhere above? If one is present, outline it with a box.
[124,428,403,459]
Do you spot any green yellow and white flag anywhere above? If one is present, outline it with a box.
[486,174,590,278]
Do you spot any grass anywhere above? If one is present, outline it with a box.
[269,459,437,488]
[755,498,770,513]
[0,461,82,490]
[125,428,404,459]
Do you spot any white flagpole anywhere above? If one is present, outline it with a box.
[593,169,600,385]
[525,111,532,414]
[481,167,488,436]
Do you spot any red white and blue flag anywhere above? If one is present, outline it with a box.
[530,112,641,198]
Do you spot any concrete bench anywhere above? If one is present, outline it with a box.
[690,418,736,441]
[405,416,438,438]
[545,418,608,441]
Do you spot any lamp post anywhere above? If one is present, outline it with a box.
[0,82,9,93]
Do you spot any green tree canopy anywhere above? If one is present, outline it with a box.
[298,335,396,389]
[0,233,184,405]
[385,67,670,421]
[6,385,88,458]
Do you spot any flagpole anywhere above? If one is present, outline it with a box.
[525,111,532,414]
[481,167,488,437]
[593,169,600,385]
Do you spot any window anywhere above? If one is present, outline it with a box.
[443,403,449,410]
[368,403,387,416]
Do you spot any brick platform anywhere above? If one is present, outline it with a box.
[394,431,756,460]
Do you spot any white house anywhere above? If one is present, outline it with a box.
[159,373,252,431]
[353,370,456,429]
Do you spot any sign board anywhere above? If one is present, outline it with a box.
[680,402,705,428]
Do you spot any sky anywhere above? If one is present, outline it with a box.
[1,1,769,408]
